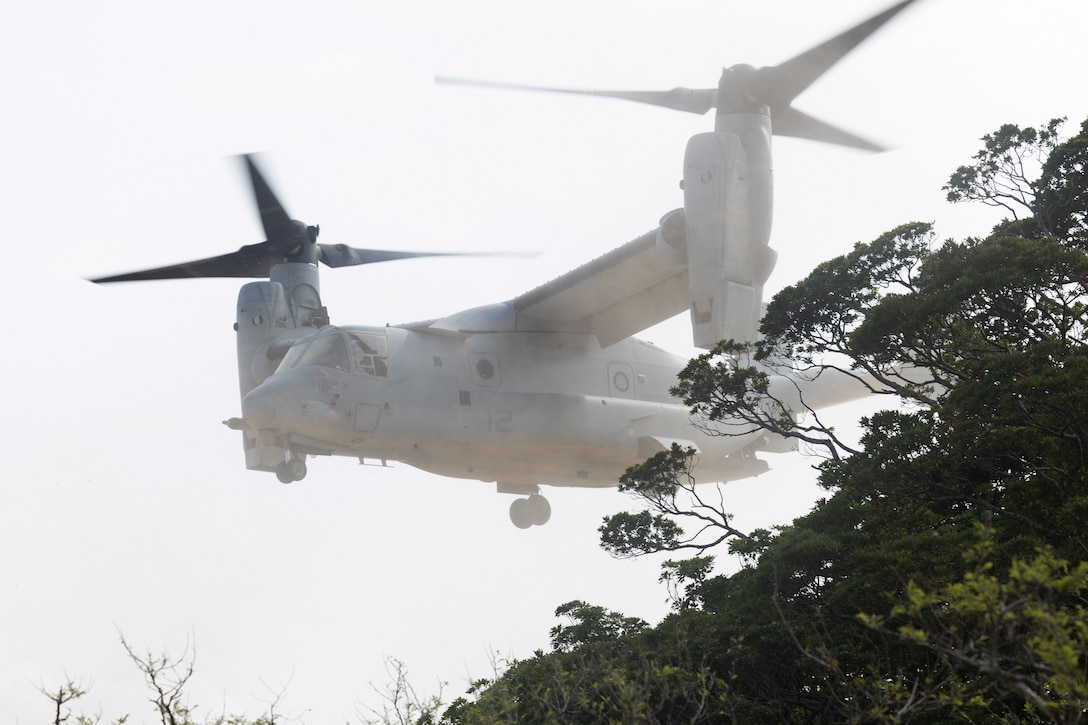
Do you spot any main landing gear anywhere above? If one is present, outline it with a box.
[276,456,307,484]
[509,493,551,529]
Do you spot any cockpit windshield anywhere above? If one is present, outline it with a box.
[276,329,389,377]
[278,332,350,372]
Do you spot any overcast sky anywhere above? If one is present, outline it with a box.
[2,0,1086,721]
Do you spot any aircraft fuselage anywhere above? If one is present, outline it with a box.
[239,323,772,488]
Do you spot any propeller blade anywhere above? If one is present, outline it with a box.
[90,243,518,283]
[772,107,885,152]
[751,0,918,110]
[89,242,279,283]
[436,76,716,115]
[321,245,459,268]
[438,0,916,151]
[244,155,297,244]
[89,153,533,283]
[319,244,534,269]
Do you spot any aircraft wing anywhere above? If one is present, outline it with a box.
[512,224,690,347]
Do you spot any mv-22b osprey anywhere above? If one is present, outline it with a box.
[92,1,915,527]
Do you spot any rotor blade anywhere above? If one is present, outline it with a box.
[243,155,295,243]
[319,244,534,269]
[752,0,917,109]
[90,244,531,282]
[772,107,885,152]
[436,76,716,115]
[89,242,279,283]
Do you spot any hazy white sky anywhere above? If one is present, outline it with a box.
[2,0,1086,721]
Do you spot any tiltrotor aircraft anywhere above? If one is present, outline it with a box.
[91,1,915,527]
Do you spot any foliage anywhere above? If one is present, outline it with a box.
[659,556,716,612]
[944,119,1064,222]
[448,117,1088,723]
[549,601,649,654]
[861,529,1088,725]
[440,620,738,724]
[599,444,750,559]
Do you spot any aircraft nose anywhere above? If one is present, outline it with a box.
[241,382,277,428]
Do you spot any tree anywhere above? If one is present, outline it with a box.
[549,601,649,654]
[599,444,751,561]
[120,636,199,725]
[944,120,1064,225]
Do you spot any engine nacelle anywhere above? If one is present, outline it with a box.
[682,114,777,349]
[234,262,327,472]
[235,263,328,398]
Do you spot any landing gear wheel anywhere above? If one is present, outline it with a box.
[509,498,533,529]
[276,457,307,484]
[527,494,551,526]
[509,494,551,528]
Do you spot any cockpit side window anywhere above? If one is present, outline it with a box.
[349,332,389,378]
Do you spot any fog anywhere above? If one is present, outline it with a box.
[2,0,1086,720]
